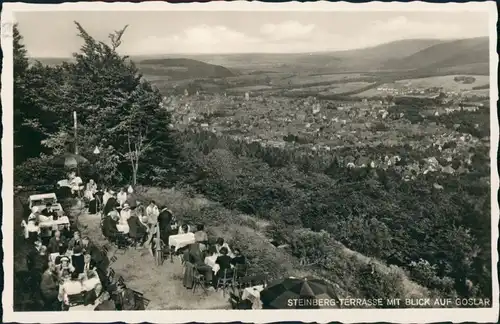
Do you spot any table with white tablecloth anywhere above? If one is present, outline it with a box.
[241,285,264,309]
[168,233,195,252]
[116,224,130,234]
[59,275,102,304]
[39,216,71,230]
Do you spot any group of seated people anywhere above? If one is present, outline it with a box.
[100,194,162,249]
[180,224,247,290]
[22,204,71,246]
[26,224,144,311]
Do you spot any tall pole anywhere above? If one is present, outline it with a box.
[73,111,78,155]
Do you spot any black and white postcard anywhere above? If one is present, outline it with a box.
[2,1,498,323]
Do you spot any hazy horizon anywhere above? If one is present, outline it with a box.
[16,11,489,57]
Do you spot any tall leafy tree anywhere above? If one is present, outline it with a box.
[41,22,179,185]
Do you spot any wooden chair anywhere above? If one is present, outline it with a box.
[192,273,208,295]
[114,233,130,254]
[232,263,249,287]
[107,268,116,282]
[132,290,150,309]
[216,269,234,297]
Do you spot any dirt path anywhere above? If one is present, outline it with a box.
[78,212,231,310]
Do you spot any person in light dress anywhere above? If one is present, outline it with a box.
[117,188,128,208]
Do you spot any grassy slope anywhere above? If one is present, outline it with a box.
[134,186,438,304]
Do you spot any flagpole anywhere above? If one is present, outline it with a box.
[73,111,78,155]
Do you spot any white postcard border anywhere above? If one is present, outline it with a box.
[2,1,498,323]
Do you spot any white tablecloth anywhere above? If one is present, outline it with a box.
[39,216,70,228]
[168,233,195,251]
[241,285,264,309]
[59,277,102,303]
[116,224,129,234]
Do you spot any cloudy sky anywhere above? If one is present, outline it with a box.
[15,10,489,57]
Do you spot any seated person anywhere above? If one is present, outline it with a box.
[215,237,232,255]
[127,208,148,246]
[57,255,75,278]
[69,171,84,197]
[59,224,73,241]
[41,202,58,220]
[55,245,70,264]
[68,231,83,251]
[186,242,213,284]
[102,211,119,239]
[216,247,233,276]
[204,245,218,266]
[48,230,67,254]
[72,246,85,274]
[194,224,208,251]
[118,204,131,233]
[114,282,143,310]
[82,253,97,273]
[178,223,192,234]
[230,247,246,266]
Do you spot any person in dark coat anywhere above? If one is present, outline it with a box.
[127,209,148,246]
[47,230,67,254]
[40,263,59,311]
[187,243,213,284]
[102,212,119,239]
[157,208,173,244]
[231,247,246,266]
[27,241,47,288]
[114,282,143,310]
[41,202,58,220]
[103,196,119,218]
[71,246,85,274]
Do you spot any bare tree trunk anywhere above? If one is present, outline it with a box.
[132,165,138,186]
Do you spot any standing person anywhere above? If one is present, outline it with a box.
[117,188,128,208]
[22,207,41,243]
[71,246,85,274]
[85,179,97,200]
[40,262,60,311]
[102,188,113,207]
[27,241,47,289]
[146,201,159,229]
[47,230,67,254]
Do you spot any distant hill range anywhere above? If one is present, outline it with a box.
[31,36,489,79]
[380,37,489,74]
[136,58,235,80]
